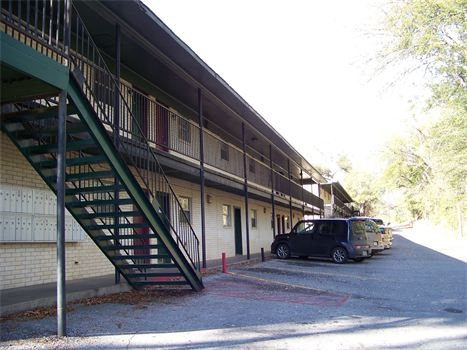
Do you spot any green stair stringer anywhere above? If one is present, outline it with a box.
[66,75,203,291]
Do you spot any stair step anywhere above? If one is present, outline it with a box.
[87,222,149,231]
[103,244,163,251]
[64,170,115,181]
[23,139,96,155]
[132,280,188,286]
[66,184,124,195]
[112,255,171,261]
[118,264,175,270]
[67,197,134,208]
[94,233,157,241]
[1,105,79,124]
[75,210,140,220]
[15,123,89,139]
[126,272,182,278]
[35,154,108,168]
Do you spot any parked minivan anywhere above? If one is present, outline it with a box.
[271,218,372,264]
[357,217,386,254]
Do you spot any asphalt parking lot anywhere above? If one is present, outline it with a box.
[1,227,466,349]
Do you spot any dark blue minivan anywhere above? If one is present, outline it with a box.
[271,218,372,263]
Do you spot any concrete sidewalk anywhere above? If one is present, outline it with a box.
[0,252,267,316]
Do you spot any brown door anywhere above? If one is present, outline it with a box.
[155,103,169,151]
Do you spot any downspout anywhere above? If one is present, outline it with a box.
[242,123,250,259]
[198,88,207,268]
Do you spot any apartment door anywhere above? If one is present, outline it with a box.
[234,207,243,255]
[155,102,169,151]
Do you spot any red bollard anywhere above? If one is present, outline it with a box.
[222,252,227,273]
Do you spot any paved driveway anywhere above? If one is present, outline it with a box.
[1,228,466,349]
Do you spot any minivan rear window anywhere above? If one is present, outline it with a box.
[332,221,348,239]
[351,220,366,240]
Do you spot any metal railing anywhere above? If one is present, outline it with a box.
[1,0,201,272]
[1,1,323,225]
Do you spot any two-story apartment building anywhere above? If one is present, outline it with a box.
[320,182,356,218]
[0,0,325,292]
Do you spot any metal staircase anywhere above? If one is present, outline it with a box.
[1,1,203,291]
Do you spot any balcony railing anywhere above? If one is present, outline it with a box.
[1,0,323,214]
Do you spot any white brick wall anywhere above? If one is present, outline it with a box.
[1,131,305,290]
[0,133,114,290]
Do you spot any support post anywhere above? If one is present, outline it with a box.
[56,0,71,337]
[114,23,121,284]
[198,88,207,268]
[269,144,276,238]
[300,170,305,218]
[288,159,293,228]
[222,252,227,273]
[57,89,67,337]
[242,123,250,259]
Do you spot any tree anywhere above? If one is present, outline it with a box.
[384,0,466,108]
[379,0,466,231]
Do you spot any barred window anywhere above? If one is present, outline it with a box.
[179,196,191,224]
[250,209,257,228]
[222,204,231,226]
[178,118,191,143]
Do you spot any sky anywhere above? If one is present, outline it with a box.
[144,0,426,173]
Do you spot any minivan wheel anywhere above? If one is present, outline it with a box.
[276,243,290,259]
[331,247,348,264]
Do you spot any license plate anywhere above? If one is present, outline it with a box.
[362,251,368,257]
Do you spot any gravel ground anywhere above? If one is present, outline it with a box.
[1,225,466,349]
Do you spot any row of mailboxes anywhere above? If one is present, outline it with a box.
[0,214,85,242]
[0,185,57,215]
[0,184,85,242]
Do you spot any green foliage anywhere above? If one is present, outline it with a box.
[343,169,382,217]
[386,0,467,99]
[376,0,467,230]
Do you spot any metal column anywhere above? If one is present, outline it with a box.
[269,144,276,238]
[56,89,67,337]
[57,0,71,337]
[113,23,121,284]
[288,159,293,227]
[242,123,250,259]
[198,88,207,268]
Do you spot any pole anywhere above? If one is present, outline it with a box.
[198,88,207,268]
[242,123,250,259]
[57,89,67,337]
[56,0,71,337]
[113,23,121,284]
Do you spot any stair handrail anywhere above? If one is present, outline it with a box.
[1,0,201,274]
[68,4,200,272]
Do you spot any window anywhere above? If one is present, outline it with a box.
[250,209,257,228]
[178,118,191,143]
[179,196,191,224]
[222,204,231,226]
[294,221,314,234]
[285,216,290,230]
[220,142,229,161]
[249,159,256,174]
